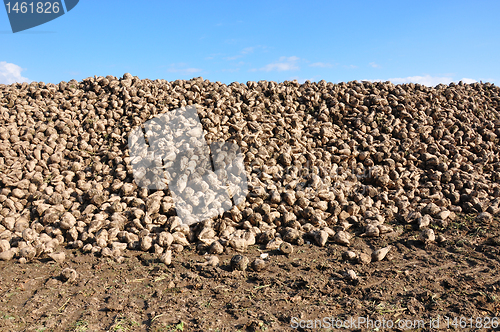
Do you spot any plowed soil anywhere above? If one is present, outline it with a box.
[1,213,500,332]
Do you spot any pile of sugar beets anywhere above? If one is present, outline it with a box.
[0,74,499,267]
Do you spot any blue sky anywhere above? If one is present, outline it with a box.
[1,0,499,86]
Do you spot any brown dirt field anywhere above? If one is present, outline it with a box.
[1,212,500,332]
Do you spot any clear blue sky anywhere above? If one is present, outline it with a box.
[1,0,499,86]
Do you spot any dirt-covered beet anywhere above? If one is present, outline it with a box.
[0,76,500,331]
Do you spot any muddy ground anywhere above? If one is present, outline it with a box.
[1,212,500,332]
